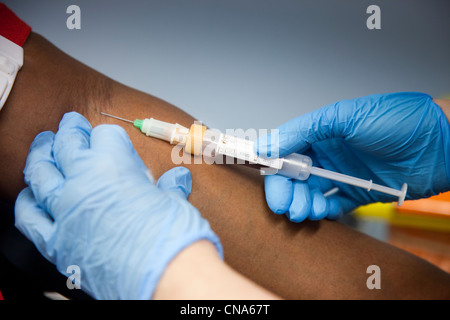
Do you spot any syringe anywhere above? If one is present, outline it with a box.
[100,112,408,205]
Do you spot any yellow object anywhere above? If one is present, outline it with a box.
[354,199,450,233]
[184,124,207,156]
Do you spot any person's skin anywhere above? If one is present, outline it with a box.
[1,32,450,299]
[435,99,450,124]
[153,240,279,299]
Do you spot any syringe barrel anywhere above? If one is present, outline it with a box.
[277,153,313,180]
[201,128,221,157]
[188,127,313,181]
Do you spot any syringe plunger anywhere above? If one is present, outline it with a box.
[277,153,407,205]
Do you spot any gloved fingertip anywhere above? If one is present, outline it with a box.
[24,132,56,179]
[255,133,282,159]
[94,123,128,136]
[287,201,310,223]
[14,188,55,263]
[28,132,55,155]
[14,188,38,223]
[268,202,289,215]
[264,175,293,214]
[326,197,345,220]
[15,187,32,205]
[31,131,54,145]
[254,133,269,158]
[90,124,133,152]
[308,190,328,221]
[92,124,129,143]
[274,208,286,215]
[59,111,91,130]
[14,188,52,233]
[267,194,291,215]
[287,181,311,223]
[157,166,193,199]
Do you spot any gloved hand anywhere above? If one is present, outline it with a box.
[14,112,222,300]
[255,92,450,222]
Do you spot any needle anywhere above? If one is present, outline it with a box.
[100,112,134,123]
[323,187,339,197]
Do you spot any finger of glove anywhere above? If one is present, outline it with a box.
[90,124,151,176]
[255,101,353,158]
[90,124,133,153]
[264,174,294,214]
[53,112,92,176]
[14,188,56,264]
[326,195,356,220]
[326,196,344,220]
[308,188,329,221]
[24,131,65,214]
[286,181,311,223]
[157,166,193,200]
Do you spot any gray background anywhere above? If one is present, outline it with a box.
[4,0,450,131]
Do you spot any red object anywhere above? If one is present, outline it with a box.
[0,3,32,301]
[0,3,31,46]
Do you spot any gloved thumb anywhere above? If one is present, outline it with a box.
[255,102,347,158]
[156,166,193,200]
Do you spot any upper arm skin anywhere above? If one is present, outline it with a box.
[1,33,449,299]
[434,99,450,125]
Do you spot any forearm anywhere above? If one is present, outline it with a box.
[2,32,450,299]
[154,240,279,300]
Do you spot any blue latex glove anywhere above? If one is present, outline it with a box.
[255,92,450,223]
[14,112,222,300]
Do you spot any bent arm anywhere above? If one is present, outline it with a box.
[1,33,449,299]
